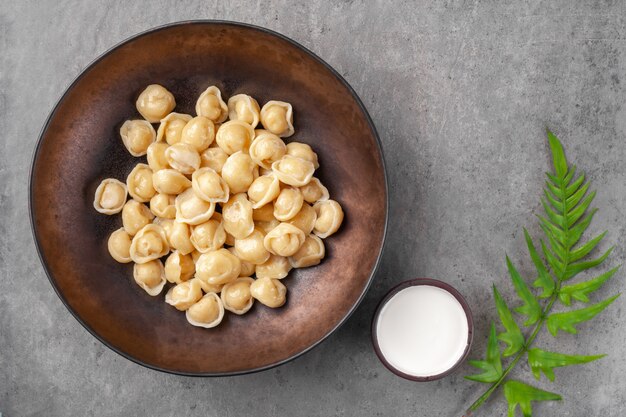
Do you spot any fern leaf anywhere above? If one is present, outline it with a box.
[506,256,542,325]
[543,189,561,212]
[545,172,561,187]
[493,285,525,356]
[559,266,619,305]
[544,181,563,200]
[524,229,555,298]
[566,190,595,226]
[547,129,568,179]
[537,216,566,247]
[568,231,607,263]
[527,348,605,382]
[547,165,576,188]
[546,294,620,336]
[504,380,561,417]
[562,164,577,186]
[565,172,585,198]
[566,209,597,249]
[563,247,614,281]
[565,181,590,212]
[541,240,564,277]
[541,199,565,228]
[465,322,503,383]
[545,232,566,261]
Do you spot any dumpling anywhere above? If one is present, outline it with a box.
[107,228,132,263]
[190,219,226,253]
[289,234,325,268]
[164,250,196,284]
[126,164,156,203]
[136,84,176,123]
[195,86,228,123]
[263,223,305,257]
[133,260,166,296]
[260,101,294,137]
[272,155,315,187]
[94,178,127,214]
[164,143,201,174]
[151,217,171,229]
[174,188,216,225]
[255,254,292,279]
[191,167,229,203]
[286,142,319,169]
[252,203,276,222]
[234,228,270,265]
[299,177,329,203]
[198,281,224,294]
[256,219,280,235]
[153,216,173,236]
[227,94,260,127]
[273,187,304,221]
[168,220,195,255]
[146,142,170,171]
[249,132,286,169]
[120,120,156,157]
[186,292,225,328]
[222,193,254,239]
[287,203,317,234]
[247,174,280,209]
[250,277,286,308]
[313,200,344,238]
[180,116,215,152]
[200,146,229,173]
[122,199,155,236]
[149,193,176,219]
[156,112,192,145]
[195,248,241,286]
[129,224,170,263]
[210,213,234,246]
[221,277,255,315]
[228,247,256,277]
[165,279,203,311]
[221,151,258,194]
[152,169,191,195]
[215,120,255,155]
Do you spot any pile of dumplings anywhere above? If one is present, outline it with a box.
[93,84,344,329]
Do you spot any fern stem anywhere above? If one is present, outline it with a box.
[463,172,571,416]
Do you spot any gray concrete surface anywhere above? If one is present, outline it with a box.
[2,0,626,416]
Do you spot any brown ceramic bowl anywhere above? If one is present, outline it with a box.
[371,278,473,381]
[29,21,387,376]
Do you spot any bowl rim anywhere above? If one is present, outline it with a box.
[370,278,474,382]
[28,20,389,377]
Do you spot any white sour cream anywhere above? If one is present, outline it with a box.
[376,285,469,377]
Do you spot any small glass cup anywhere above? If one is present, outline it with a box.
[371,278,474,381]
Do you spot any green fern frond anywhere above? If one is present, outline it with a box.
[527,348,605,381]
[559,266,620,305]
[465,323,503,383]
[464,130,620,417]
[504,380,561,417]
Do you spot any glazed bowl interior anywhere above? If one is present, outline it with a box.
[30,21,387,375]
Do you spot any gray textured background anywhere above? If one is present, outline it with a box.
[2,0,625,416]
